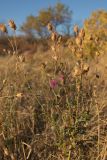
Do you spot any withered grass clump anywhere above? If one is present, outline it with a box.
[0,21,106,160]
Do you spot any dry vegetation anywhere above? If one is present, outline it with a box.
[0,20,106,160]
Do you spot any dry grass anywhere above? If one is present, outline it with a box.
[0,22,106,160]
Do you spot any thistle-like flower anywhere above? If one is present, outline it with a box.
[50,79,58,89]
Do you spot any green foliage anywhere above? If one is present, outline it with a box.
[84,10,107,39]
[21,2,72,38]
[83,10,107,55]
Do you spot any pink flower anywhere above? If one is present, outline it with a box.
[50,79,58,89]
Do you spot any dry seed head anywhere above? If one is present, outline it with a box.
[95,51,100,57]
[16,93,23,98]
[52,55,58,61]
[3,147,9,156]
[66,39,72,44]
[18,55,25,62]
[0,24,8,33]
[78,28,85,39]
[71,47,76,53]
[57,35,62,43]
[67,39,73,49]
[74,25,79,34]
[95,36,99,43]
[75,52,83,59]
[76,84,80,92]
[8,20,16,30]
[51,32,58,41]
[51,46,56,52]
[10,154,16,160]
[41,63,46,69]
[76,37,82,46]
[89,34,93,41]
[82,63,89,74]
[3,79,7,84]
[73,66,81,77]
[47,22,54,32]
[7,50,11,55]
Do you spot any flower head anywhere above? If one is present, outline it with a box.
[50,79,58,89]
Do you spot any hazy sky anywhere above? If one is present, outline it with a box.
[0,0,107,31]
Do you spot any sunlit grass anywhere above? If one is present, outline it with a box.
[0,21,106,160]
